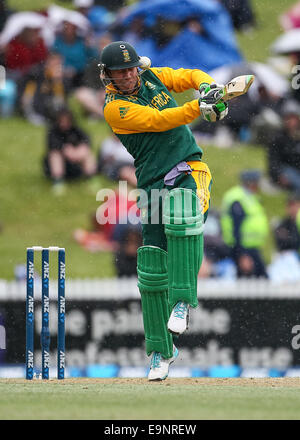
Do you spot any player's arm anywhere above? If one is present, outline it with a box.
[149,67,228,122]
[104,99,201,134]
[150,67,215,93]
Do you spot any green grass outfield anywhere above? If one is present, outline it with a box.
[0,0,296,279]
[0,113,288,279]
[1,378,300,420]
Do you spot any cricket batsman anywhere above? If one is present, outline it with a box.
[99,41,228,380]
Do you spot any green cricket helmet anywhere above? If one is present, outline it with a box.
[100,41,143,70]
[99,41,143,95]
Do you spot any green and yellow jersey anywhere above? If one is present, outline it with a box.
[103,67,214,188]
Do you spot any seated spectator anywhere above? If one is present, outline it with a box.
[198,209,235,279]
[118,17,148,48]
[74,32,112,119]
[98,133,136,187]
[193,79,285,148]
[4,26,48,80]
[113,222,142,277]
[219,92,260,144]
[0,23,48,117]
[266,100,300,192]
[192,88,260,148]
[44,108,97,194]
[93,0,126,12]
[274,192,300,253]
[220,170,269,278]
[268,192,300,282]
[73,190,140,254]
[251,82,287,146]
[152,17,182,48]
[73,212,117,252]
[185,18,204,35]
[19,52,66,125]
[51,20,98,92]
[220,0,256,32]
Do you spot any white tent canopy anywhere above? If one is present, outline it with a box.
[271,28,300,54]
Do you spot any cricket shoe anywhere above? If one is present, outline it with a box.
[148,346,178,381]
[167,301,190,335]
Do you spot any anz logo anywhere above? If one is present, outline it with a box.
[0,66,5,90]
[291,325,300,350]
[0,325,6,350]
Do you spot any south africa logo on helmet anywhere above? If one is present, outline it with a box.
[100,41,143,70]
[122,49,131,63]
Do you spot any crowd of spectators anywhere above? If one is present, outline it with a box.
[2,0,300,281]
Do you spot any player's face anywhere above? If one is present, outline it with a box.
[109,67,139,94]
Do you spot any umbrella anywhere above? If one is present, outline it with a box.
[209,61,289,98]
[46,4,90,33]
[251,62,289,96]
[39,5,91,47]
[123,0,221,24]
[121,0,236,44]
[0,12,47,47]
[271,28,300,55]
[118,0,242,70]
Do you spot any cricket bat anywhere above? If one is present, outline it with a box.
[219,75,255,101]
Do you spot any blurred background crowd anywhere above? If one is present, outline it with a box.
[1,0,300,282]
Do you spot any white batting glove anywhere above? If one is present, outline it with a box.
[199,82,225,105]
[199,101,228,122]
